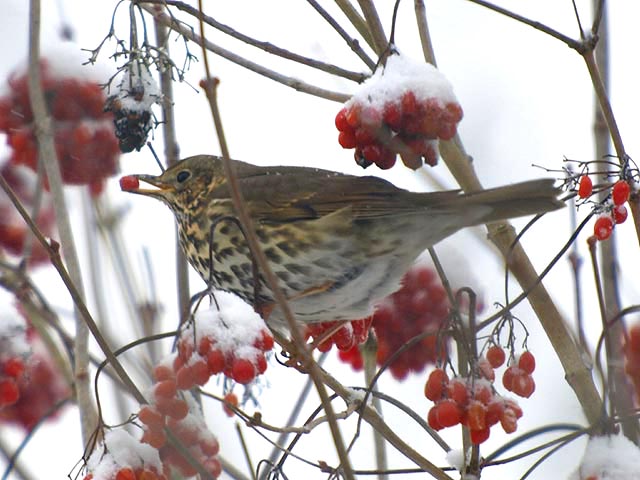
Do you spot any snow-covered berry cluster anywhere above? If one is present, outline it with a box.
[0,56,120,195]
[0,162,55,266]
[335,53,462,170]
[338,265,450,380]
[105,62,161,153]
[0,314,28,409]
[425,366,523,445]
[574,173,634,241]
[83,430,168,480]
[173,293,274,386]
[137,393,221,479]
[0,307,70,430]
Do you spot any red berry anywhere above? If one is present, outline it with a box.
[231,358,256,384]
[141,427,167,449]
[466,400,487,431]
[254,330,274,351]
[477,357,495,381]
[427,405,443,430]
[401,91,418,115]
[335,108,350,132]
[502,366,516,392]
[223,392,238,417]
[594,215,614,241]
[612,180,631,206]
[614,205,628,224]
[154,379,177,399]
[138,405,165,428]
[207,349,226,374]
[153,364,174,382]
[115,468,136,480]
[382,102,402,129]
[192,360,211,386]
[3,357,25,378]
[512,374,535,398]
[0,379,19,406]
[424,368,448,401]
[166,398,189,420]
[198,336,214,356]
[444,102,463,123]
[518,351,536,374]
[578,175,593,199]
[447,379,468,406]
[345,106,361,128]
[470,427,490,445]
[338,130,357,149]
[500,407,518,433]
[486,346,506,368]
[435,399,462,427]
[176,365,196,390]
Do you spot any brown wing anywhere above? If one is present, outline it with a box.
[209,160,462,223]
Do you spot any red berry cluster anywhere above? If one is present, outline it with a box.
[334,53,462,171]
[0,309,69,430]
[335,92,462,170]
[338,265,450,380]
[502,351,536,398]
[576,175,633,241]
[0,349,70,430]
[0,163,56,266]
[305,317,372,356]
[424,367,523,444]
[174,325,274,386]
[623,323,640,402]
[0,59,120,195]
[0,356,25,408]
[138,388,221,478]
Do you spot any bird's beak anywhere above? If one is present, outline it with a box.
[119,174,174,199]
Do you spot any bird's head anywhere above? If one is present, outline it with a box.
[121,155,227,215]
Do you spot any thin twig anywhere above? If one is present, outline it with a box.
[195,1,354,477]
[27,0,96,444]
[465,0,583,51]
[144,0,367,82]
[356,0,388,54]
[414,0,437,66]
[152,11,192,327]
[306,0,376,70]
[140,4,349,102]
[333,0,378,52]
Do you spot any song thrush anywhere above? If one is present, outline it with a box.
[124,155,563,328]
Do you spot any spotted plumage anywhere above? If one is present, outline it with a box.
[126,155,563,328]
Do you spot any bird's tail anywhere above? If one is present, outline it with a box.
[447,178,564,225]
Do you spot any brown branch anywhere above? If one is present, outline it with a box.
[27,0,97,444]
[306,0,376,70]
[142,0,367,83]
[356,0,388,55]
[194,2,354,477]
[466,0,583,51]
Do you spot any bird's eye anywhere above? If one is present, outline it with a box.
[176,170,191,183]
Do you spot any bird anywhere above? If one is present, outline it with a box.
[123,154,563,329]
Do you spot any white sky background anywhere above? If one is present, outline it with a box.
[1,1,640,479]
